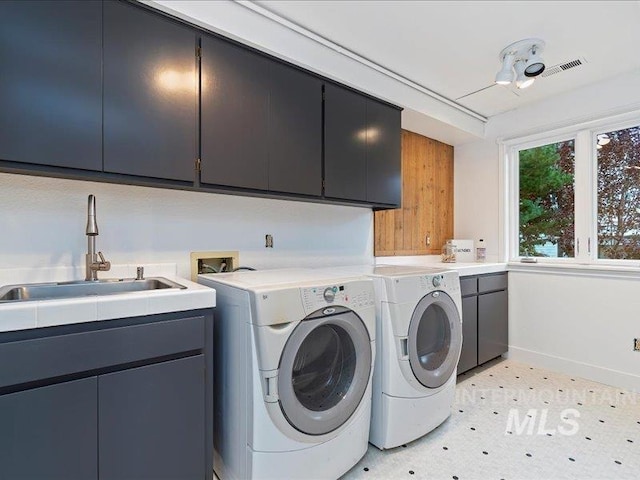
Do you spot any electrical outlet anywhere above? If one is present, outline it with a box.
[634,338,640,352]
[265,234,274,248]
[190,251,239,281]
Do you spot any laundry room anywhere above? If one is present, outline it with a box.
[0,1,639,480]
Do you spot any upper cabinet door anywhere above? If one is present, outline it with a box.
[0,0,102,171]
[103,1,197,182]
[200,34,269,190]
[324,84,367,201]
[268,63,322,196]
[366,100,401,206]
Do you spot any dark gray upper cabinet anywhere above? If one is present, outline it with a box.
[324,83,368,201]
[103,0,197,182]
[366,99,402,206]
[268,63,323,196]
[200,34,270,190]
[0,0,102,171]
[0,377,98,480]
[324,83,401,205]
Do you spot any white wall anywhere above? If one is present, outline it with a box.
[509,270,640,392]
[454,68,640,391]
[0,173,373,279]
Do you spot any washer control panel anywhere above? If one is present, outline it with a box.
[419,274,445,291]
[301,283,374,313]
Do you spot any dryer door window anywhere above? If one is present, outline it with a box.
[408,291,462,389]
[278,308,371,436]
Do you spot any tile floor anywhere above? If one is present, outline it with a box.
[341,358,639,480]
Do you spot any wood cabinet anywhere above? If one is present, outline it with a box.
[103,0,197,182]
[374,130,453,255]
[458,273,508,374]
[0,0,102,171]
[0,309,213,480]
[324,83,401,205]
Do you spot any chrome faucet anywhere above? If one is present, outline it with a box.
[85,194,111,281]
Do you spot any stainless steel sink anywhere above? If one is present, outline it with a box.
[0,277,186,303]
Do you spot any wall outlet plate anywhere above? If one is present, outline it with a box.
[190,251,239,281]
[634,338,640,352]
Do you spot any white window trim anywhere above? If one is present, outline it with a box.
[499,109,640,266]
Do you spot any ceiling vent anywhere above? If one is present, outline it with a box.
[541,57,587,78]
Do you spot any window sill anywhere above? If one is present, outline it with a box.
[507,261,640,279]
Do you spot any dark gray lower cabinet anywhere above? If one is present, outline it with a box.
[99,356,205,480]
[0,309,213,480]
[0,377,98,480]
[459,273,508,374]
[459,295,478,374]
[478,289,509,365]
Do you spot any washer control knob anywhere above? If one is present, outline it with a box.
[432,276,442,288]
[323,287,336,303]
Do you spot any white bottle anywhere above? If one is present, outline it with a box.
[476,239,486,262]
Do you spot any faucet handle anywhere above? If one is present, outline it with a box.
[96,251,111,271]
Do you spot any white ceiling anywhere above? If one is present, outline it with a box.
[254,0,640,118]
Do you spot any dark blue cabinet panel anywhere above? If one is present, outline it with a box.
[0,0,102,171]
[324,83,401,205]
[201,34,270,190]
[268,63,323,196]
[0,377,98,480]
[366,99,401,206]
[103,0,197,181]
[99,355,206,480]
[459,295,478,374]
[324,83,368,201]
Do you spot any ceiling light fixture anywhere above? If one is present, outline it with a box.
[495,38,546,88]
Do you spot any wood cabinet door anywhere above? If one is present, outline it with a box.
[99,355,205,480]
[374,130,453,255]
[268,63,322,196]
[200,34,269,190]
[0,377,98,480]
[0,0,102,171]
[324,83,367,201]
[103,0,197,182]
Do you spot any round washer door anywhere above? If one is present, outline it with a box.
[408,291,462,389]
[277,308,372,436]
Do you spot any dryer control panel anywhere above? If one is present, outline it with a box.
[301,282,375,314]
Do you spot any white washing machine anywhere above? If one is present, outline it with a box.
[321,264,463,450]
[198,269,376,480]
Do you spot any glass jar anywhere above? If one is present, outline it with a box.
[441,240,457,263]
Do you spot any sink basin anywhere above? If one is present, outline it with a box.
[0,277,186,303]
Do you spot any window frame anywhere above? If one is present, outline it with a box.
[502,110,640,266]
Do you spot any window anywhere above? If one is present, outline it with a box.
[596,125,640,260]
[518,140,575,258]
[506,113,640,265]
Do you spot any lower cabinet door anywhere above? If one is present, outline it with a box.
[98,355,205,480]
[458,295,478,374]
[478,290,509,365]
[0,377,98,480]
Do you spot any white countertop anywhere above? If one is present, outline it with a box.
[0,264,216,333]
[375,256,507,276]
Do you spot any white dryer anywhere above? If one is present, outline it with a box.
[321,265,462,449]
[198,269,376,480]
